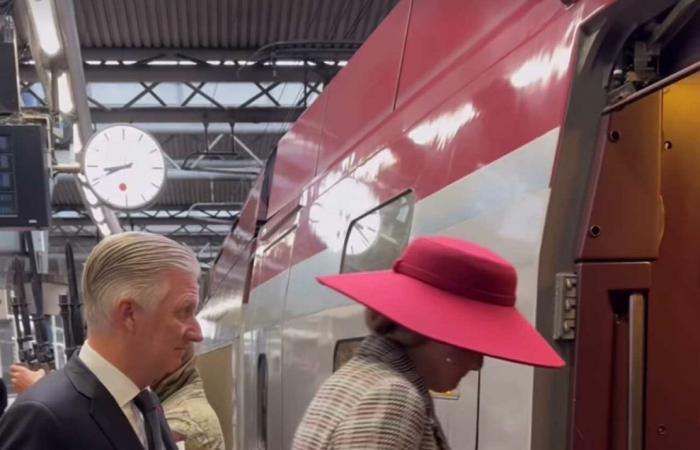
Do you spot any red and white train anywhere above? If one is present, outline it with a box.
[199,1,700,449]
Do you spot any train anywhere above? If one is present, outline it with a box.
[197,1,700,449]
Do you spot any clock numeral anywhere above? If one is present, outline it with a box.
[138,134,144,142]
[104,133,110,142]
[87,164,98,168]
[141,194,147,202]
[149,148,158,154]
[150,182,160,189]
[122,129,125,140]
[152,166,164,170]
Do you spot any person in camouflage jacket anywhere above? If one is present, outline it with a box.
[154,345,225,450]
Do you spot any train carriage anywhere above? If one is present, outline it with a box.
[198,1,700,449]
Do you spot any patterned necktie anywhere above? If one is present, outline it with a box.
[133,389,165,450]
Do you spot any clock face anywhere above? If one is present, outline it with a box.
[82,125,166,211]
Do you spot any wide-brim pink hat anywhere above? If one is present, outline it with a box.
[317,236,564,368]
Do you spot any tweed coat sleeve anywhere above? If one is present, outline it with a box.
[329,378,428,450]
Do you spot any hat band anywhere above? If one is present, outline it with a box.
[393,260,515,306]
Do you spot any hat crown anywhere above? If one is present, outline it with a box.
[393,237,517,306]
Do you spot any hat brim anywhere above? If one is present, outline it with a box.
[318,270,564,368]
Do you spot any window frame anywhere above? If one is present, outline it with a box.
[339,190,415,274]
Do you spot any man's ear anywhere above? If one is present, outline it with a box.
[114,298,139,333]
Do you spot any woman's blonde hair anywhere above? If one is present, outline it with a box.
[364,309,425,347]
[81,231,200,329]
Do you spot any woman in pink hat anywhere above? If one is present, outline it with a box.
[292,236,564,450]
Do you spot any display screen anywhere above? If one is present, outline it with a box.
[0,154,10,169]
[0,192,16,215]
[0,125,50,225]
[0,172,12,189]
[0,136,17,216]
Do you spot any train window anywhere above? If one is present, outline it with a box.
[340,191,415,274]
[333,337,364,371]
[256,353,268,450]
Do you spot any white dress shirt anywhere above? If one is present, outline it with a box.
[79,341,148,449]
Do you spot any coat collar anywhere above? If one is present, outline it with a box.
[64,355,145,450]
[356,335,431,400]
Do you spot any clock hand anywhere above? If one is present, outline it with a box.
[103,162,134,175]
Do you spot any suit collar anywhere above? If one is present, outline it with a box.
[79,341,141,408]
[65,355,146,450]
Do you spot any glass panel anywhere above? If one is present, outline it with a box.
[340,191,415,273]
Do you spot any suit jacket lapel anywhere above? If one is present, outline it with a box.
[65,355,146,450]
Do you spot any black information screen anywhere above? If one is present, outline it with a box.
[0,126,50,228]
[0,135,17,216]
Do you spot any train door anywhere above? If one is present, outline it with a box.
[241,327,283,450]
[242,204,299,450]
[241,329,263,450]
[571,71,700,449]
[646,76,700,449]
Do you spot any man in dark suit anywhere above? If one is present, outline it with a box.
[0,232,204,450]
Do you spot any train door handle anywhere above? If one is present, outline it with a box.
[627,293,645,450]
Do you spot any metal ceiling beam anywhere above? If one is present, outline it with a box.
[54,167,259,184]
[19,64,336,83]
[48,234,224,260]
[52,205,241,214]
[170,159,262,169]
[81,48,256,61]
[160,168,259,180]
[249,40,361,62]
[50,226,229,241]
[132,123,291,134]
[52,216,235,227]
[77,48,352,62]
[89,106,305,123]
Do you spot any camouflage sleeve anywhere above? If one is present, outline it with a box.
[165,403,225,450]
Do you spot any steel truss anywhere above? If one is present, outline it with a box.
[20,50,331,123]
[17,45,339,264]
[50,206,236,262]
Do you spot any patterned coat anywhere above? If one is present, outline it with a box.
[292,335,450,450]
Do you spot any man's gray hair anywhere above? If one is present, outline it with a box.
[81,231,200,328]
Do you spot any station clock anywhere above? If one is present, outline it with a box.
[82,125,166,211]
